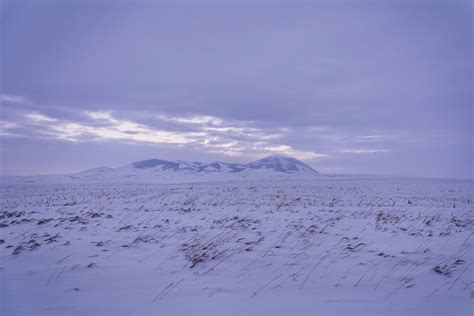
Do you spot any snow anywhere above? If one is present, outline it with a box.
[0,176,473,315]
[70,155,319,182]
[247,155,318,174]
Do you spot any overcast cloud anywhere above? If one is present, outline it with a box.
[0,0,472,178]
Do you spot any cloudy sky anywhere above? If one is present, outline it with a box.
[1,0,472,178]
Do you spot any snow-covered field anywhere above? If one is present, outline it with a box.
[1,176,473,315]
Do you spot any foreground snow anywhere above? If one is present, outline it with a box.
[0,177,473,315]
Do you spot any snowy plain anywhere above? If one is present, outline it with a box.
[0,174,473,315]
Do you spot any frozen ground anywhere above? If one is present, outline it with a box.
[0,176,473,315]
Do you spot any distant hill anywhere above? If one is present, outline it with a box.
[73,155,318,181]
[95,154,318,174]
[1,155,320,184]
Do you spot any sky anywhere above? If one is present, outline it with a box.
[0,0,472,178]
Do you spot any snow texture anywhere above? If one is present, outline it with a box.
[0,173,473,315]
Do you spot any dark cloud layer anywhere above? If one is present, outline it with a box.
[1,0,472,178]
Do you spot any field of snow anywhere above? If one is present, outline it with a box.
[1,176,473,315]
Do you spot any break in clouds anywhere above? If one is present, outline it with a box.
[1,94,396,160]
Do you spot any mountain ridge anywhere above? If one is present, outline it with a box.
[81,155,319,176]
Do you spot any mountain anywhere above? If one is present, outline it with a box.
[38,155,320,183]
[121,155,318,174]
[78,166,114,175]
[0,155,319,183]
[247,155,318,174]
[198,162,247,173]
[131,159,197,171]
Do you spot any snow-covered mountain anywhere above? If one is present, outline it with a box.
[247,155,317,173]
[128,159,248,174]
[77,166,114,175]
[70,155,318,182]
[119,155,317,175]
[1,155,320,184]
